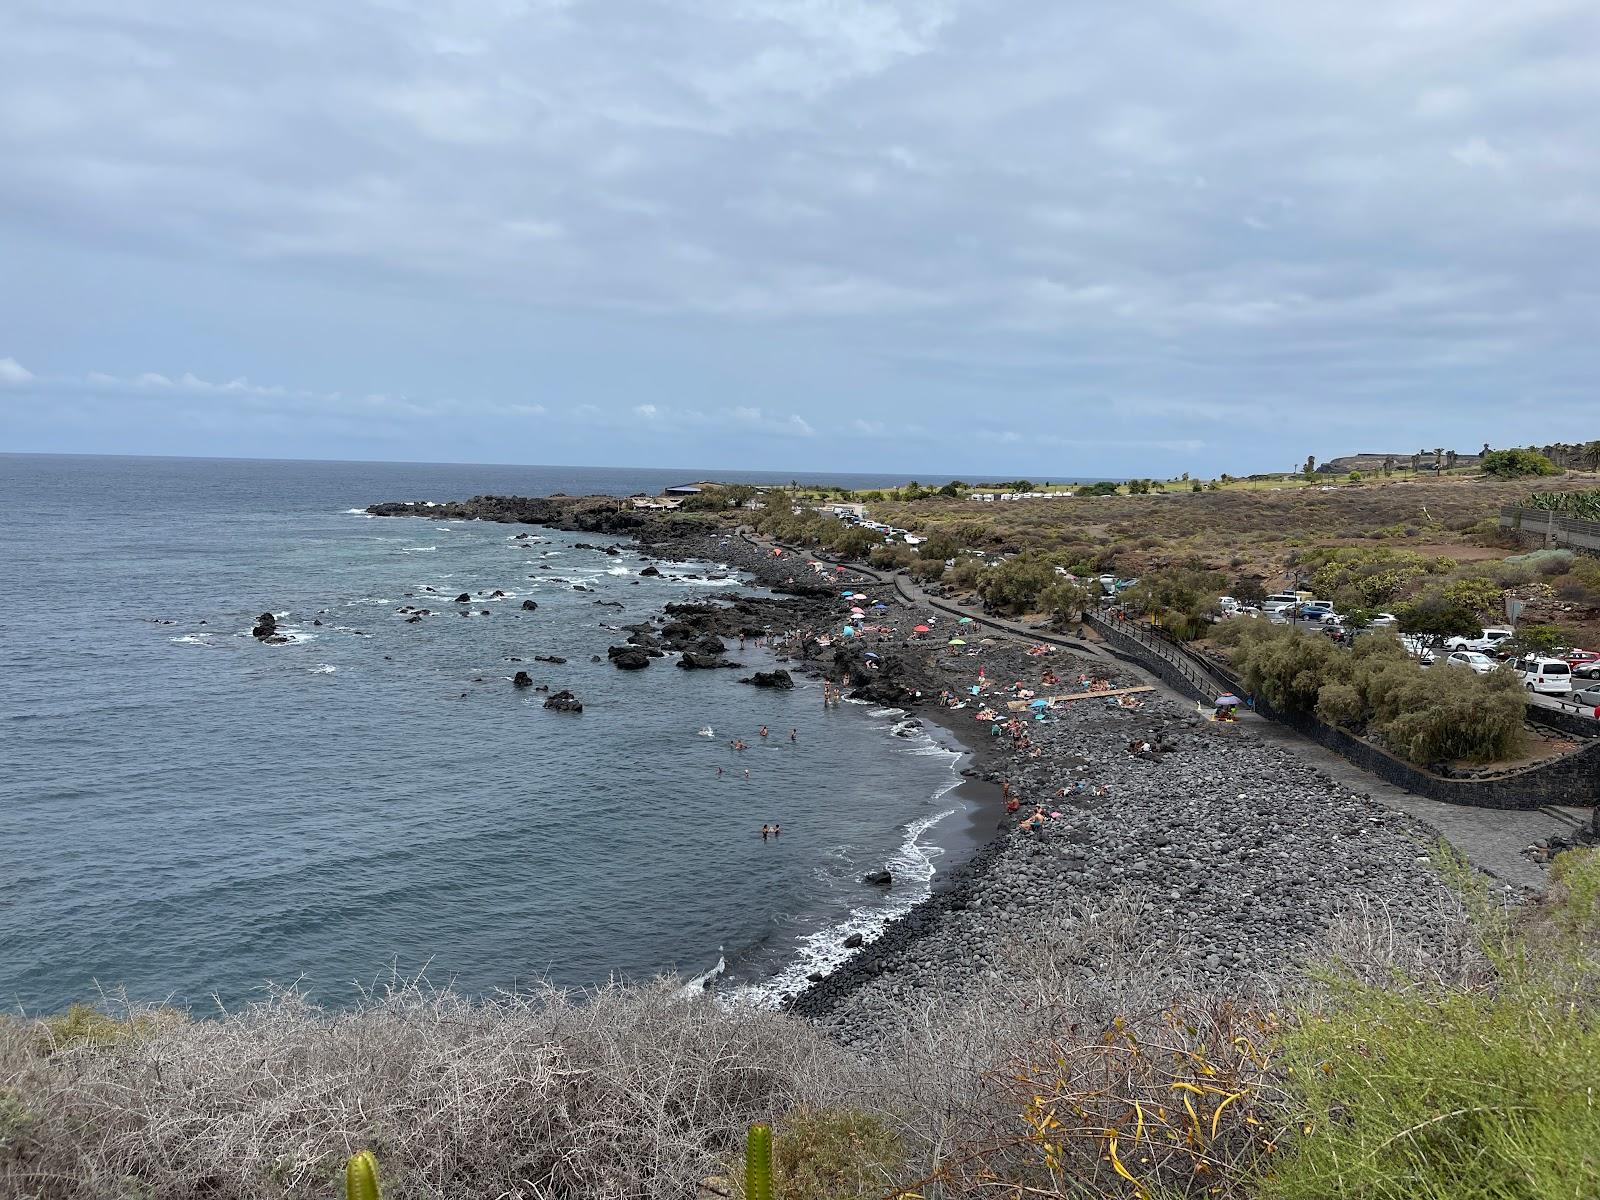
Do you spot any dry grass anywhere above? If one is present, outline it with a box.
[0,888,1516,1200]
[0,977,855,1200]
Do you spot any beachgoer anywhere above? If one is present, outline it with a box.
[759,725,769,739]
[789,728,797,742]
[773,823,780,836]
[1022,805,1046,833]
[761,824,770,840]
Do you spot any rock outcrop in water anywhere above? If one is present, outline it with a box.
[741,669,794,690]
[512,671,534,688]
[608,646,650,670]
[251,612,287,643]
[367,495,664,538]
[543,690,583,713]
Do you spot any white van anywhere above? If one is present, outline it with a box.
[1264,592,1300,610]
[1514,657,1573,694]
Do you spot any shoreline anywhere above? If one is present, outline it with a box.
[366,498,1468,1047]
[364,497,1013,1009]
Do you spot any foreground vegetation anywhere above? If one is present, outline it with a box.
[5,849,1597,1199]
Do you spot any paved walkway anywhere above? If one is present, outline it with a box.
[738,527,1575,891]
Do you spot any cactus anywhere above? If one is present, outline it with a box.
[345,1150,381,1200]
[745,1124,773,1200]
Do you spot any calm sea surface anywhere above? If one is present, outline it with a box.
[0,454,973,1013]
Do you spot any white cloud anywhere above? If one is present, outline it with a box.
[0,356,34,386]
[4,1,1600,470]
[1450,136,1509,172]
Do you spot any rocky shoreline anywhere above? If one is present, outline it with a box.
[369,496,1463,1046]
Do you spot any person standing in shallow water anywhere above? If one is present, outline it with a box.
[761,824,770,840]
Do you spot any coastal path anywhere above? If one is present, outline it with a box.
[733,525,1578,891]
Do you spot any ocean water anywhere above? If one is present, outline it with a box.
[0,454,972,1014]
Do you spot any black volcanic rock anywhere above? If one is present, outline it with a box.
[522,599,538,611]
[609,646,650,670]
[740,670,794,690]
[543,690,583,713]
[512,671,533,688]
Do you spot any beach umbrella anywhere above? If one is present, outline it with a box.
[872,602,888,609]
[1029,699,1049,709]
[864,651,880,659]
[842,625,856,637]
[1215,694,1241,707]
[913,624,931,633]
[948,638,967,645]
[958,616,973,624]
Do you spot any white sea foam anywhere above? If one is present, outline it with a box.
[673,951,728,1000]
[727,802,961,1007]
[169,633,215,646]
[606,566,633,576]
[401,546,437,553]
[309,664,337,674]
[342,508,374,517]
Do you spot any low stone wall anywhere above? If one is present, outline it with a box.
[1527,702,1600,740]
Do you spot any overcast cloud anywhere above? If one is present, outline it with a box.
[1,0,1597,475]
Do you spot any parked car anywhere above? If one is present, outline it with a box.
[1563,649,1600,679]
[1291,605,1339,625]
[1444,650,1499,675]
[1568,685,1600,710]
[1443,627,1514,654]
[1400,633,1436,664]
[1368,612,1398,628]
[1513,656,1574,694]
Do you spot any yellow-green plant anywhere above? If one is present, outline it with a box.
[745,1125,773,1200]
[1263,847,1600,1199]
[345,1150,381,1200]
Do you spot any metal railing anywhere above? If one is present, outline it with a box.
[1086,612,1236,698]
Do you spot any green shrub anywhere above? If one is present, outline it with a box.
[1440,576,1503,617]
[727,1109,906,1200]
[37,1003,186,1055]
[1223,624,1525,764]
[976,553,1062,615]
[1264,848,1600,1200]
[1481,448,1561,478]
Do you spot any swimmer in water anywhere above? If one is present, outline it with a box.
[773,822,781,836]
[761,824,770,840]
[789,728,797,742]
[759,725,769,739]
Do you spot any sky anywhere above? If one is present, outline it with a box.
[1,0,1597,478]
